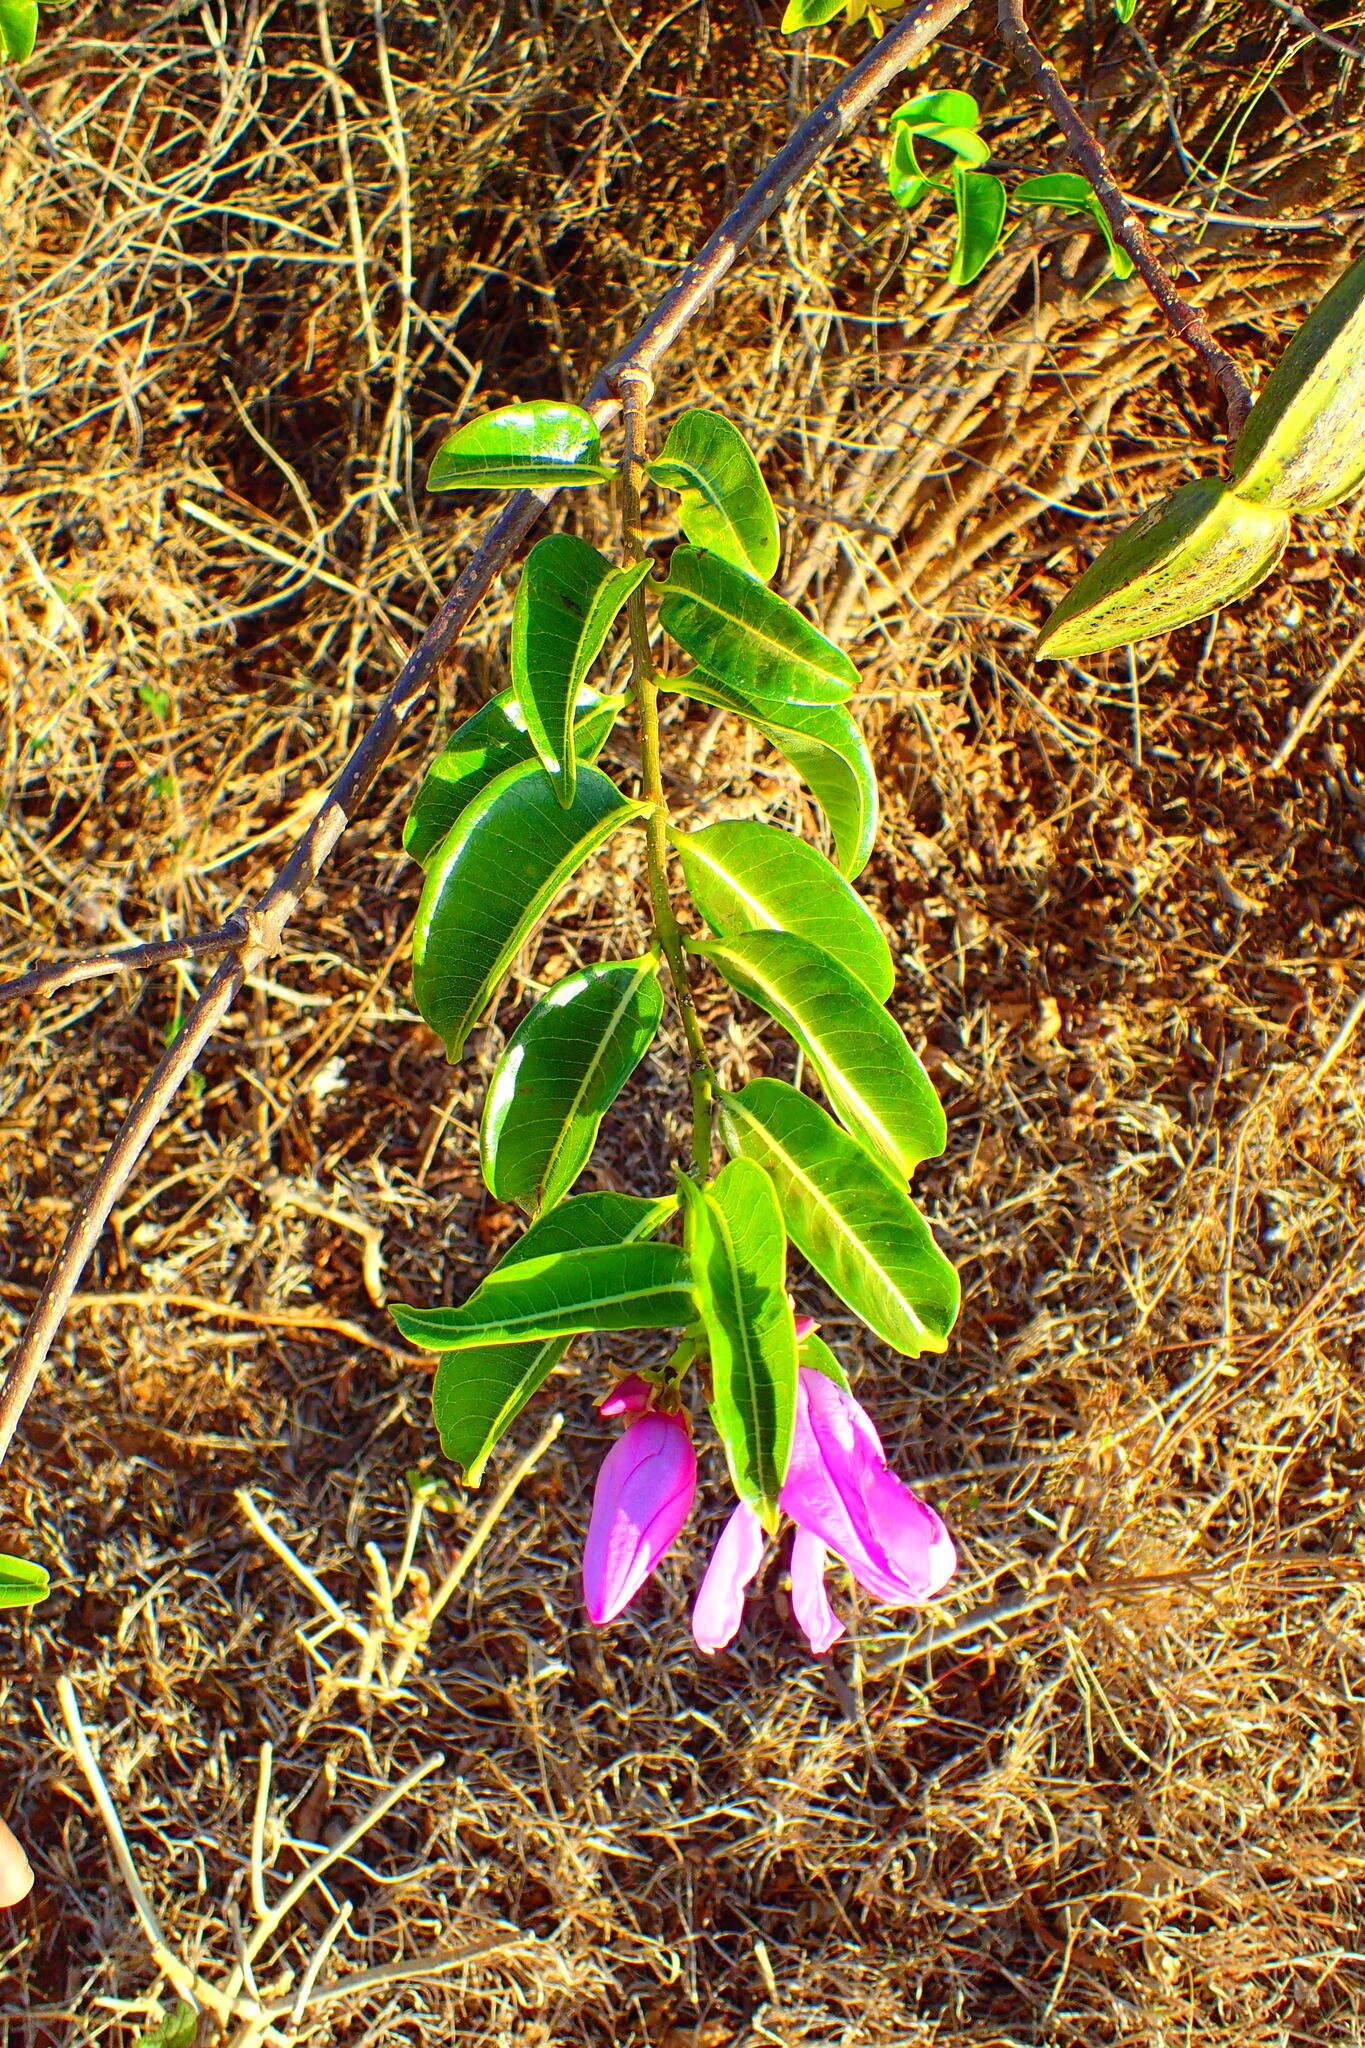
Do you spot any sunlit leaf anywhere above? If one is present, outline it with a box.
[1014,172,1135,281]
[780,0,846,28]
[681,1160,796,1529]
[661,669,878,877]
[671,818,894,1000]
[691,929,946,1176]
[511,535,651,805]
[948,170,1007,287]
[412,761,648,1058]
[481,955,664,1214]
[393,1241,693,1351]
[0,1551,48,1609]
[429,1193,673,1483]
[658,546,856,706]
[1114,0,1137,19]
[798,1329,850,1391]
[886,91,989,210]
[647,410,780,582]
[889,90,982,133]
[427,402,614,490]
[403,689,621,867]
[0,0,37,63]
[719,1080,959,1356]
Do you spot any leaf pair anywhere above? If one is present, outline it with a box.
[887,92,1005,288]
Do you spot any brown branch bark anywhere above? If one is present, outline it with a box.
[996,0,1255,435]
[0,922,247,1005]
[0,0,974,1469]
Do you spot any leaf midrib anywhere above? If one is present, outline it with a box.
[537,961,656,1209]
[666,560,847,688]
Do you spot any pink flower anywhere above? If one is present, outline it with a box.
[583,1414,696,1625]
[598,1373,652,1418]
[691,1368,954,1655]
[794,1315,817,1342]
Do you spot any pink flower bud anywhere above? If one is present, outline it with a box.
[691,1501,766,1654]
[780,1369,955,1608]
[582,1414,696,1625]
[598,1373,652,1418]
[793,1315,818,1342]
[789,1529,845,1654]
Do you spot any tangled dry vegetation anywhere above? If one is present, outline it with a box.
[3,1,1365,2041]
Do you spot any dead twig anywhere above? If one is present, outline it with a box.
[0,919,246,1005]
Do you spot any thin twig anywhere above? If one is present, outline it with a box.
[0,0,973,1469]
[1269,620,1365,768]
[0,920,246,1005]
[996,0,1255,433]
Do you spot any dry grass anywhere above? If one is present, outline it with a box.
[3,1,1365,2041]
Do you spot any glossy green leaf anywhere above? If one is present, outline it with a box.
[886,104,990,213]
[798,1329,850,1391]
[781,0,845,26]
[719,1080,959,1357]
[948,170,1007,288]
[658,546,856,707]
[671,819,893,1000]
[0,0,37,61]
[681,1161,796,1529]
[0,1551,48,1608]
[889,91,982,134]
[511,535,651,807]
[1014,173,1135,282]
[646,410,780,582]
[413,761,648,1058]
[427,402,614,491]
[691,929,946,1176]
[481,956,664,1214]
[661,669,878,877]
[1114,0,1137,19]
[393,1241,693,1351]
[429,1193,673,1483]
[404,689,621,867]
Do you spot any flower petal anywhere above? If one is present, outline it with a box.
[583,1414,697,1624]
[598,1372,652,1417]
[780,1369,954,1607]
[789,1529,845,1653]
[692,1501,767,1653]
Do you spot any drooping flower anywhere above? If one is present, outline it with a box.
[582,1413,696,1625]
[691,1367,954,1655]
[598,1373,652,1418]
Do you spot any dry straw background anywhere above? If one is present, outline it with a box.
[3,1,1365,2042]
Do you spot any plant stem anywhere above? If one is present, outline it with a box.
[616,370,716,1180]
[996,0,1255,435]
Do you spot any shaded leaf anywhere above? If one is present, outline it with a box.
[798,1329,850,1392]
[681,1161,796,1529]
[719,1080,959,1356]
[0,1551,48,1609]
[132,2005,199,2048]
[403,689,620,867]
[671,818,893,1000]
[481,955,664,1214]
[412,761,648,1058]
[430,1193,673,1483]
[691,929,946,1176]
[1014,172,1135,281]
[428,402,613,490]
[661,669,877,876]
[511,536,651,806]
[948,169,1007,288]
[393,1242,693,1351]
[647,410,780,582]
[658,546,856,706]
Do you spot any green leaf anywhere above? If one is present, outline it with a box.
[680,1161,796,1529]
[798,1329,850,1391]
[690,929,946,1176]
[412,761,648,1058]
[0,0,37,63]
[671,818,893,1001]
[889,91,982,133]
[481,956,664,1214]
[1114,0,1137,19]
[646,410,780,583]
[404,689,621,868]
[511,535,651,807]
[430,1193,672,1483]
[886,92,989,211]
[948,170,1007,288]
[0,1551,48,1609]
[427,402,614,491]
[658,546,856,707]
[132,2004,199,2048]
[661,669,878,877]
[719,1080,959,1357]
[393,1241,693,1351]
[1014,173,1135,282]
[781,0,846,27]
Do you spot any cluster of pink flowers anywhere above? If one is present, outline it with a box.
[582,1325,955,1654]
